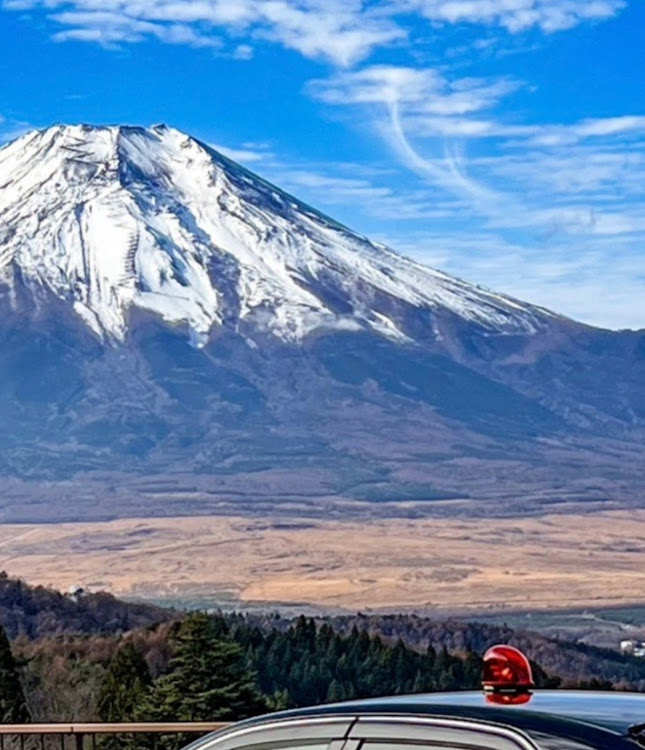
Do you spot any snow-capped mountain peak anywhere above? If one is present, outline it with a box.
[0,124,552,347]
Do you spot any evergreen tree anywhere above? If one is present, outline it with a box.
[325,678,344,703]
[0,624,30,722]
[97,643,152,721]
[531,660,562,689]
[265,689,289,712]
[462,651,484,689]
[411,670,426,693]
[144,613,266,722]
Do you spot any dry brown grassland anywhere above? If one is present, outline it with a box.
[1,510,645,611]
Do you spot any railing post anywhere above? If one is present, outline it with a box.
[75,734,84,750]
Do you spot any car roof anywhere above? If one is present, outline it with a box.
[260,691,645,736]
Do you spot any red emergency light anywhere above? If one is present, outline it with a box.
[482,645,535,705]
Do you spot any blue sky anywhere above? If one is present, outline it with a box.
[1,0,643,330]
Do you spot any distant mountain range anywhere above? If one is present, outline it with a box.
[1,124,644,522]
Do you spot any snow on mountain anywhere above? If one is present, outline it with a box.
[0,124,554,347]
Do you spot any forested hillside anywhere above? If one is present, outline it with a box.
[0,572,173,637]
[325,614,645,689]
[1,575,644,723]
[12,613,547,722]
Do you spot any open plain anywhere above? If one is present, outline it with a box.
[2,510,645,612]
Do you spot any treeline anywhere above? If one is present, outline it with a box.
[236,615,490,705]
[11,609,620,724]
[323,614,645,690]
[0,610,625,725]
[0,574,642,725]
[11,613,514,722]
[236,611,645,690]
[3,574,645,689]
[0,572,172,638]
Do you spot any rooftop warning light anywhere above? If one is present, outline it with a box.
[482,645,535,705]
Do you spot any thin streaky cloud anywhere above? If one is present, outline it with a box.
[210,142,271,163]
[1,0,628,64]
[309,60,645,241]
[401,0,626,33]
[311,65,526,222]
[378,230,645,330]
[0,120,34,146]
[2,0,405,65]
[387,96,508,212]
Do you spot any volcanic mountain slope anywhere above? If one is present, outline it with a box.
[1,124,554,346]
[0,124,644,522]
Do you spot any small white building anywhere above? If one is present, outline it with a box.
[620,639,645,657]
[67,584,87,602]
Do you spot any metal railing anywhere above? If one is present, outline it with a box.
[0,723,232,750]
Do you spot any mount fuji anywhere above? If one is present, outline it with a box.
[1,124,644,523]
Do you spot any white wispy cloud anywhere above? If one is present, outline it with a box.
[49,10,223,47]
[208,138,465,220]
[3,0,404,65]
[310,64,521,215]
[305,55,645,329]
[273,167,465,220]
[309,61,645,237]
[0,118,33,146]
[524,115,645,146]
[210,141,272,163]
[250,1,404,67]
[477,145,645,199]
[400,0,626,33]
[308,65,518,111]
[379,230,645,330]
[2,0,627,62]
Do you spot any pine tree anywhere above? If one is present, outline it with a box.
[0,624,30,722]
[411,670,427,694]
[97,643,152,721]
[144,613,266,722]
[326,678,344,703]
[265,689,289,712]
